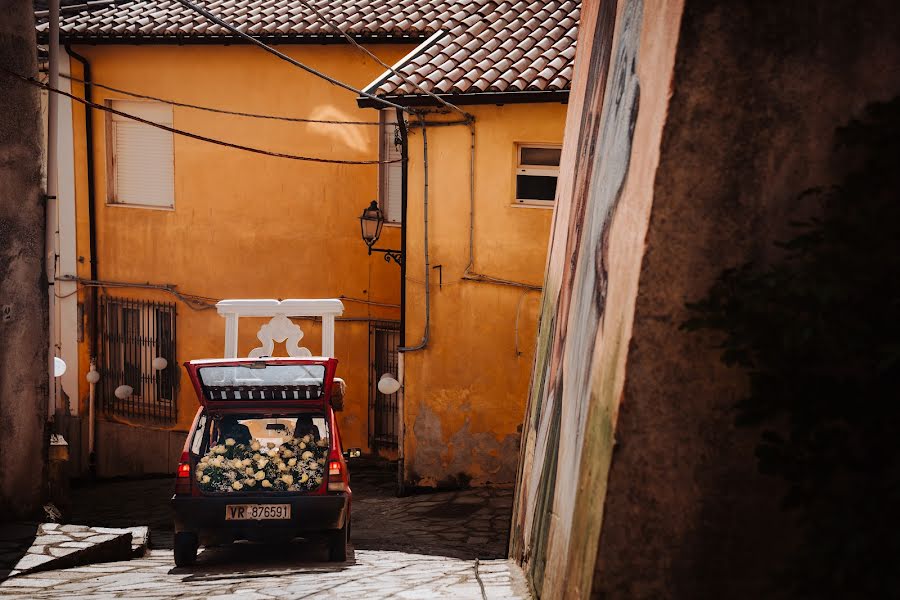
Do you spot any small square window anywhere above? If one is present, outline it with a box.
[514,144,561,206]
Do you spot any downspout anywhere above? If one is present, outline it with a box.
[399,115,429,352]
[64,46,98,358]
[395,107,409,495]
[65,45,98,473]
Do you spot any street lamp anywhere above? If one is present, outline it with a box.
[358,200,402,265]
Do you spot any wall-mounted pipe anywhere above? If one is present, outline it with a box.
[399,116,429,352]
[64,45,98,359]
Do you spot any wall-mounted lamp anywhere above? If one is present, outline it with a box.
[359,200,402,266]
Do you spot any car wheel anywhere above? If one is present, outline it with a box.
[174,532,198,567]
[327,520,348,562]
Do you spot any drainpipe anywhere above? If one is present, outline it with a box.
[65,45,98,474]
[395,107,408,496]
[47,0,60,420]
[64,46,98,359]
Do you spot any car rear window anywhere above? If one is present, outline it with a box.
[192,413,330,494]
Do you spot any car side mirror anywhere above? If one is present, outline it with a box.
[342,448,361,460]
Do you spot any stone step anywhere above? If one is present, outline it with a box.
[1,523,148,579]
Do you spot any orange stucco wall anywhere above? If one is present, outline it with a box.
[68,43,411,462]
[402,103,567,487]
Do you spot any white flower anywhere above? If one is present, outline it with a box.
[245,467,255,476]
[266,442,276,449]
[242,458,251,467]
[278,462,288,472]
[213,445,226,455]
[196,472,204,481]
[250,441,260,451]
[301,451,313,460]
[255,470,266,480]
[288,458,297,467]
[316,439,328,448]
[302,434,312,443]
[314,476,322,485]
[299,473,309,483]
[200,455,209,464]
[257,458,269,469]
[282,449,294,458]
[308,461,317,470]
[317,458,325,465]
[262,479,272,488]
[225,438,236,447]
[283,436,293,443]
[202,475,211,484]
[298,442,306,450]
[281,474,294,486]
[245,478,256,487]
[231,481,243,490]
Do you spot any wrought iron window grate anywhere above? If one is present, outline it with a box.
[369,321,400,450]
[100,296,177,423]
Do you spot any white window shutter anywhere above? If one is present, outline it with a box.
[110,101,174,208]
[380,111,402,223]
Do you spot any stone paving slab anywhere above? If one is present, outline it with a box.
[0,549,531,599]
[0,523,147,579]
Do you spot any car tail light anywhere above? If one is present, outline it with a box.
[175,451,192,495]
[327,460,346,492]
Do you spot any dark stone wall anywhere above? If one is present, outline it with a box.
[0,0,49,520]
[592,1,900,598]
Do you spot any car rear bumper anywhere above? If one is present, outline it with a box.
[172,493,348,542]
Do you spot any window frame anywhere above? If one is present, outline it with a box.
[105,99,176,211]
[513,143,562,208]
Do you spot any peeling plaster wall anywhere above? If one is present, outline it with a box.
[511,0,685,597]
[0,0,49,519]
[402,103,567,488]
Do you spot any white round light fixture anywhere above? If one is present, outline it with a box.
[152,356,168,371]
[86,369,101,384]
[377,373,401,395]
[53,357,67,378]
[114,385,134,400]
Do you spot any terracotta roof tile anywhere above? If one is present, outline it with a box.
[41,0,579,99]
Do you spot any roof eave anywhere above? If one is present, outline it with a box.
[357,89,570,110]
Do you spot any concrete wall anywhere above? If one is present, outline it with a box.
[0,0,49,519]
[513,0,900,598]
[593,1,900,598]
[66,44,411,472]
[402,103,566,487]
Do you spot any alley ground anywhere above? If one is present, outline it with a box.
[0,462,530,598]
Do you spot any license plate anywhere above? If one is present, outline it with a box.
[225,504,291,521]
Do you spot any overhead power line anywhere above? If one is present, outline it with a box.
[172,0,414,115]
[296,0,472,121]
[55,72,382,126]
[3,68,398,165]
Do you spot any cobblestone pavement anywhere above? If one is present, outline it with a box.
[0,463,528,598]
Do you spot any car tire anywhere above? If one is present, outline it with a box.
[174,532,199,567]
[327,519,348,562]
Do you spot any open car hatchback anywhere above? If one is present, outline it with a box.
[171,357,357,566]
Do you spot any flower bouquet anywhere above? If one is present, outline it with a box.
[195,434,329,493]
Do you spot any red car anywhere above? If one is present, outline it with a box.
[171,357,358,566]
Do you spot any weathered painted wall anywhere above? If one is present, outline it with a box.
[402,103,567,487]
[67,44,411,474]
[513,0,900,598]
[593,1,900,598]
[511,0,684,597]
[0,0,49,518]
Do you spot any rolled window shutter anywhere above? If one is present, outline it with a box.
[380,111,403,223]
[111,101,174,208]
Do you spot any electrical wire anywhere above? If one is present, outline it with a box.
[297,0,472,121]
[172,0,414,115]
[2,68,399,165]
[55,72,383,126]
